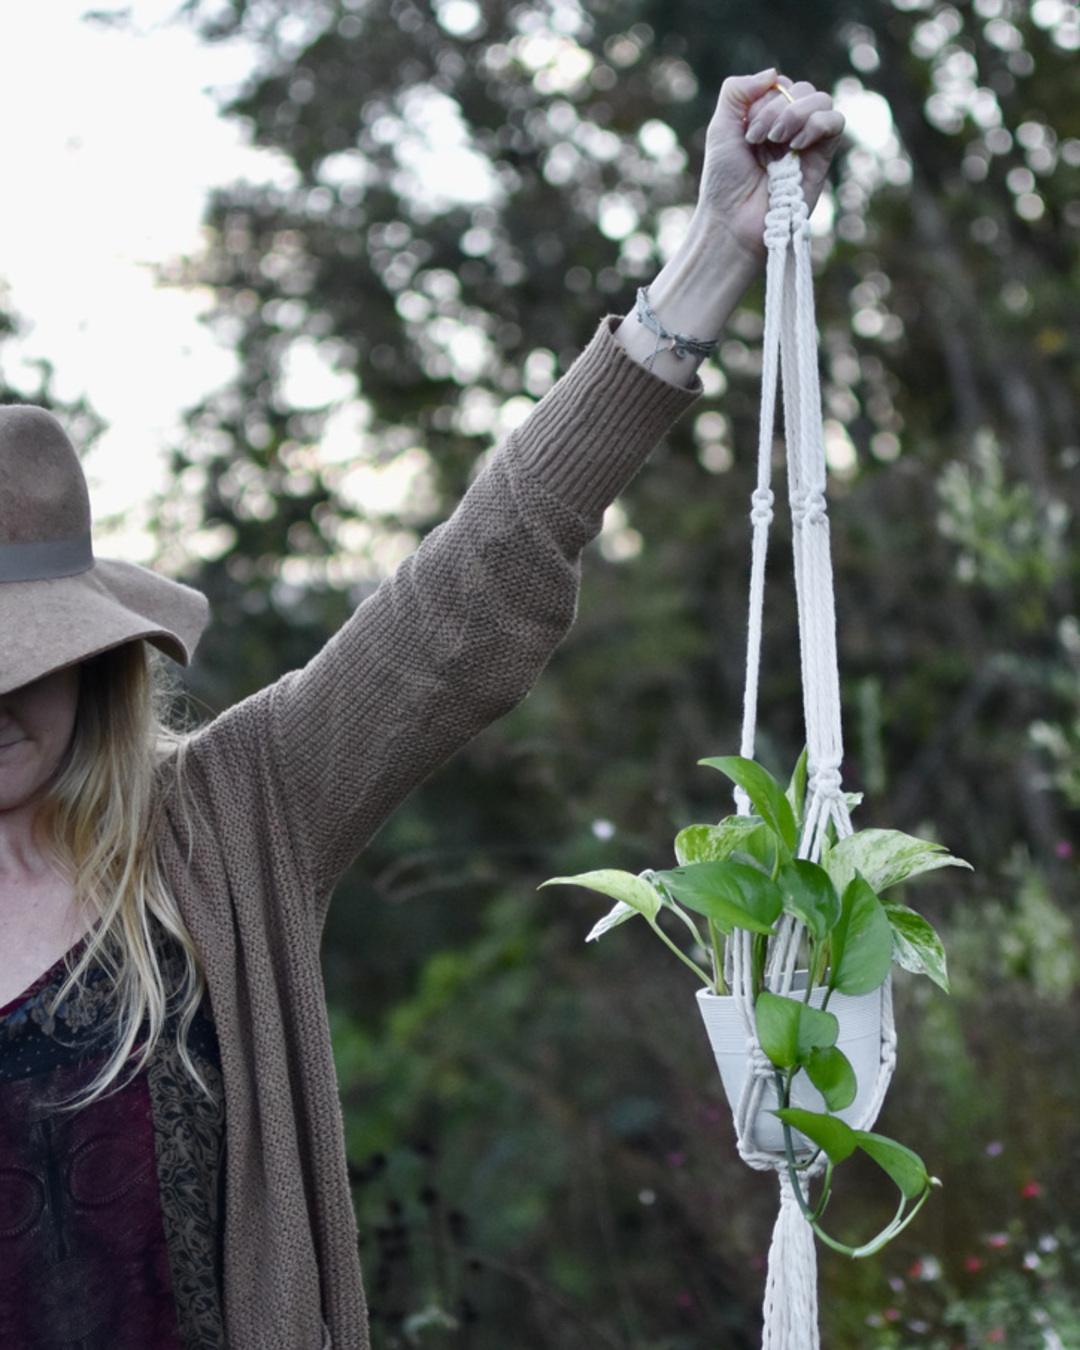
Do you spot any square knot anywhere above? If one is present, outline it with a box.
[809,766,843,799]
[750,487,775,525]
[747,1039,774,1080]
[791,488,827,527]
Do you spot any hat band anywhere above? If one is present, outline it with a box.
[0,531,94,582]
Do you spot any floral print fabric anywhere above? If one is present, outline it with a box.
[0,919,226,1348]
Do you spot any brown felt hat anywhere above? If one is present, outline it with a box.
[0,404,210,697]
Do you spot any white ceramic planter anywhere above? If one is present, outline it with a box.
[696,972,885,1153]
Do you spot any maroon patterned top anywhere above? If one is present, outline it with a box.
[0,920,226,1348]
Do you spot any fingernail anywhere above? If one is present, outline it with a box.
[753,67,776,79]
[746,119,766,143]
[767,124,786,142]
[790,131,810,149]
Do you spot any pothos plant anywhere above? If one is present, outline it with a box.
[538,749,972,1258]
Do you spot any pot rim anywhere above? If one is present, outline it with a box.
[695,968,816,1002]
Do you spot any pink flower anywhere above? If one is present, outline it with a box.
[964,1255,984,1272]
[675,1290,694,1309]
[666,1150,687,1168]
[985,1232,1009,1249]
[987,1329,1006,1343]
[883,1307,901,1323]
[1020,1180,1043,1198]
[1055,840,1073,859]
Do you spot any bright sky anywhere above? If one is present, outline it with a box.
[0,4,895,564]
[0,1,278,559]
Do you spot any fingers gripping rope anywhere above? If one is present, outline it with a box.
[725,154,899,1350]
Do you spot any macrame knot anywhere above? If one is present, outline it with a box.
[808,766,842,800]
[747,1036,774,1081]
[763,154,809,250]
[791,487,827,528]
[750,486,775,526]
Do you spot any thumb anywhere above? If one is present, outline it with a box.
[715,68,780,124]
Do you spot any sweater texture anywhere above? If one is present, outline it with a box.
[36,313,703,1348]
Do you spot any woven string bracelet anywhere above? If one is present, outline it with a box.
[634,285,719,372]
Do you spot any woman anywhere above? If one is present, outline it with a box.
[0,69,843,1350]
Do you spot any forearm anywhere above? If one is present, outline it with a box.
[614,212,761,388]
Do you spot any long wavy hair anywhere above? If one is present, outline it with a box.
[30,639,215,1117]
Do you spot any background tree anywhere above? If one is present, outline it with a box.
[93,0,1080,1342]
[0,291,107,451]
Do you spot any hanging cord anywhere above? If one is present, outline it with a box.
[723,152,899,1350]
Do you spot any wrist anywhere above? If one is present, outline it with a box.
[613,214,762,386]
[649,212,761,331]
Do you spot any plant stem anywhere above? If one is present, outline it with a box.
[648,917,715,990]
[752,932,767,996]
[847,1183,938,1258]
[778,1105,821,1226]
[809,1160,833,1223]
[706,917,728,996]
[803,938,816,1004]
[666,895,710,952]
[776,1091,937,1258]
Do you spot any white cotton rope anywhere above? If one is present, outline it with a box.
[726,153,899,1350]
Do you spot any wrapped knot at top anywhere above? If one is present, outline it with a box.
[808,766,843,801]
[763,155,811,249]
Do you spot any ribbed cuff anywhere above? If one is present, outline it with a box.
[510,314,704,521]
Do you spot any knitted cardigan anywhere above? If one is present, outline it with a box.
[156,313,703,1349]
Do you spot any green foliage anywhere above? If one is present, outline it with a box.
[823,829,973,898]
[777,860,841,944]
[673,815,771,867]
[881,900,950,994]
[541,744,960,1260]
[828,874,895,997]
[539,868,663,922]
[774,1107,858,1165]
[698,756,798,857]
[755,992,839,1070]
[805,1046,857,1112]
[652,860,783,935]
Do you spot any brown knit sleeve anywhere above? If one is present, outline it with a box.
[182,316,702,904]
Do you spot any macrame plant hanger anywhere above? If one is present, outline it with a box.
[726,151,899,1349]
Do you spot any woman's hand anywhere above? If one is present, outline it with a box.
[696,68,846,262]
[613,69,845,386]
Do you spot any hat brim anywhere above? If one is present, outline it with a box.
[0,557,210,697]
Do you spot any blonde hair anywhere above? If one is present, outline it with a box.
[31,639,216,1117]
